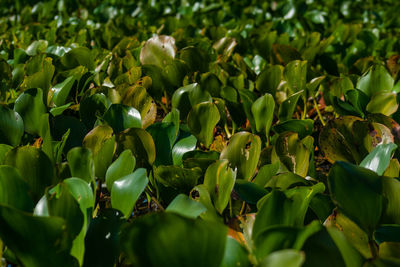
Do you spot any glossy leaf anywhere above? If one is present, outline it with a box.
[166,194,207,219]
[14,88,46,135]
[0,105,24,147]
[111,168,148,219]
[172,134,197,166]
[357,65,394,97]
[105,149,136,191]
[52,76,76,107]
[103,104,142,133]
[360,143,397,175]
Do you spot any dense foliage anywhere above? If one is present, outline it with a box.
[1,0,400,266]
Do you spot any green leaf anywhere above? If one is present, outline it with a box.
[328,161,383,235]
[67,147,95,183]
[83,125,116,179]
[220,236,251,267]
[166,194,207,219]
[25,40,48,56]
[278,90,303,122]
[0,144,12,164]
[105,149,136,191]
[234,180,269,205]
[258,249,305,267]
[21,56,55,99]
[253,162,280,187]
[0,165,34,212]
[326,227,365,267]
[61,47,95,70]
[253,183,325,240]
[325,211,371,258]
[275,132,311,177]
[140,35,176,68]
[0,205,78,267]
[172,134,197,166]
[284,60,307,94]
[357,65,394,97]
[265,172,309,190]
[154,165,202,194]
[14,88,46,135]
[52,76,76,107]
[0,105,24,147]
[273,119,314,139]
[171,83,212,119]
[188,102,220,147]
[256,65,283,95]
[366,91,398,116]
[121,213,227,267]
[111,168,148,219]
[103,104,142,133]
[64,178,95,265]
[116,128,155,168]
[204,160,236,214]
[360,143,397,175]
[50,102,73,116]
[381,177,400,224]
[220,131,261,180]
[147,122,177,166]
[4,146,56,201]
[251,94,275,138]
[46,183,85,264]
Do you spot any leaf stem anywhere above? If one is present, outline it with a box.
[312,95,326,126]
[368,238,379,259]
